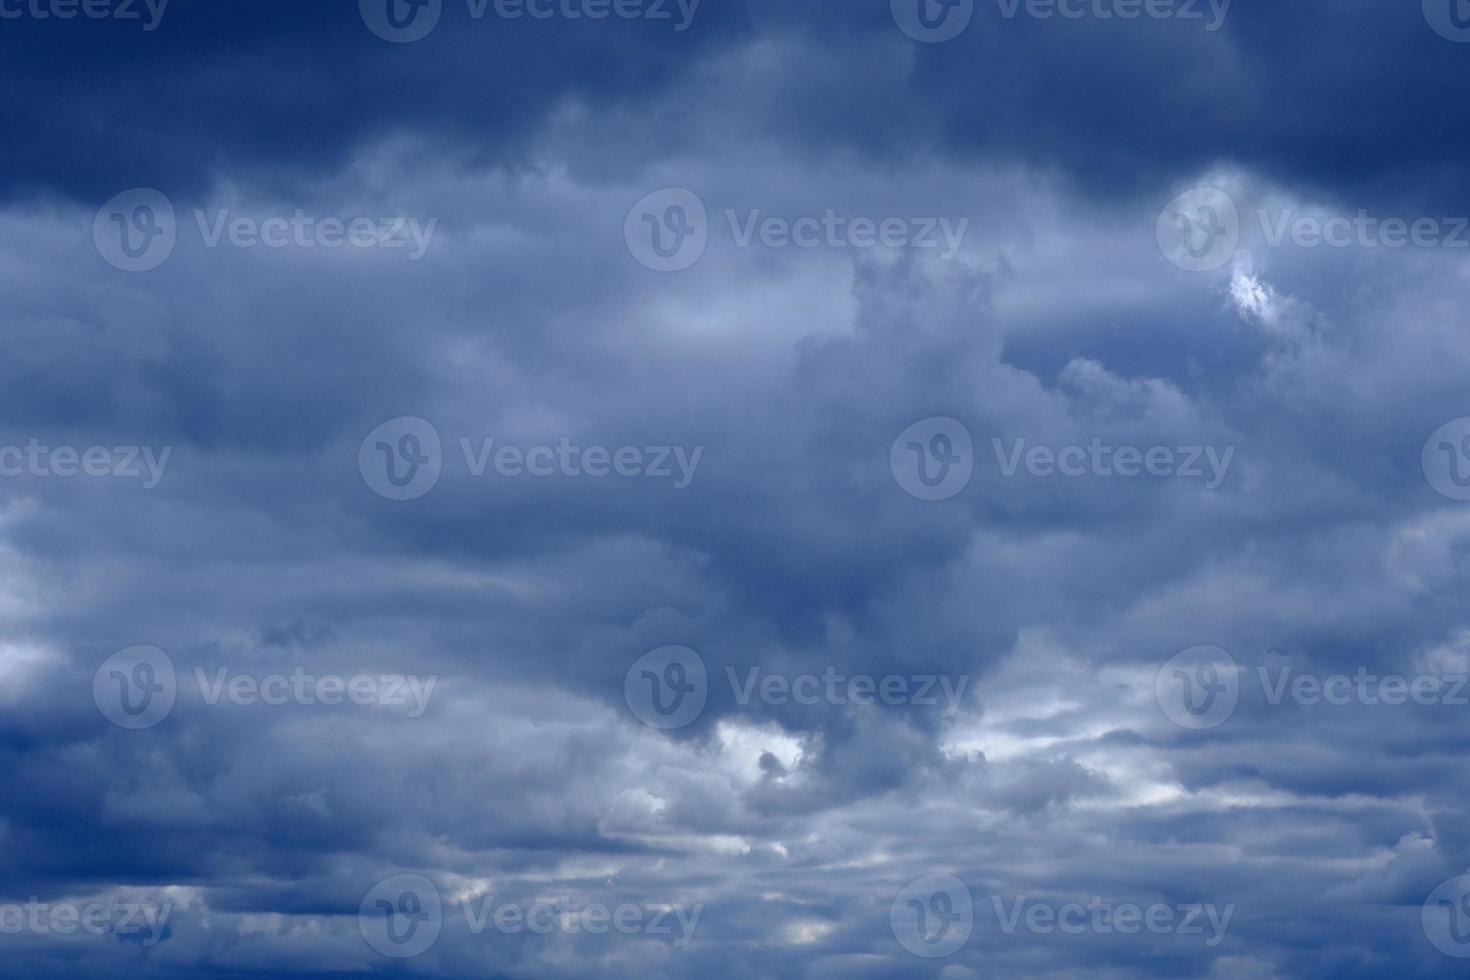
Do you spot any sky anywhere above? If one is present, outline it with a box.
[4,0,1470,977]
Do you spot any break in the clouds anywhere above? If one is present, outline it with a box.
[3,1,1470,978]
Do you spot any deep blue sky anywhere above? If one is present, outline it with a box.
[3,1,1470,977]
